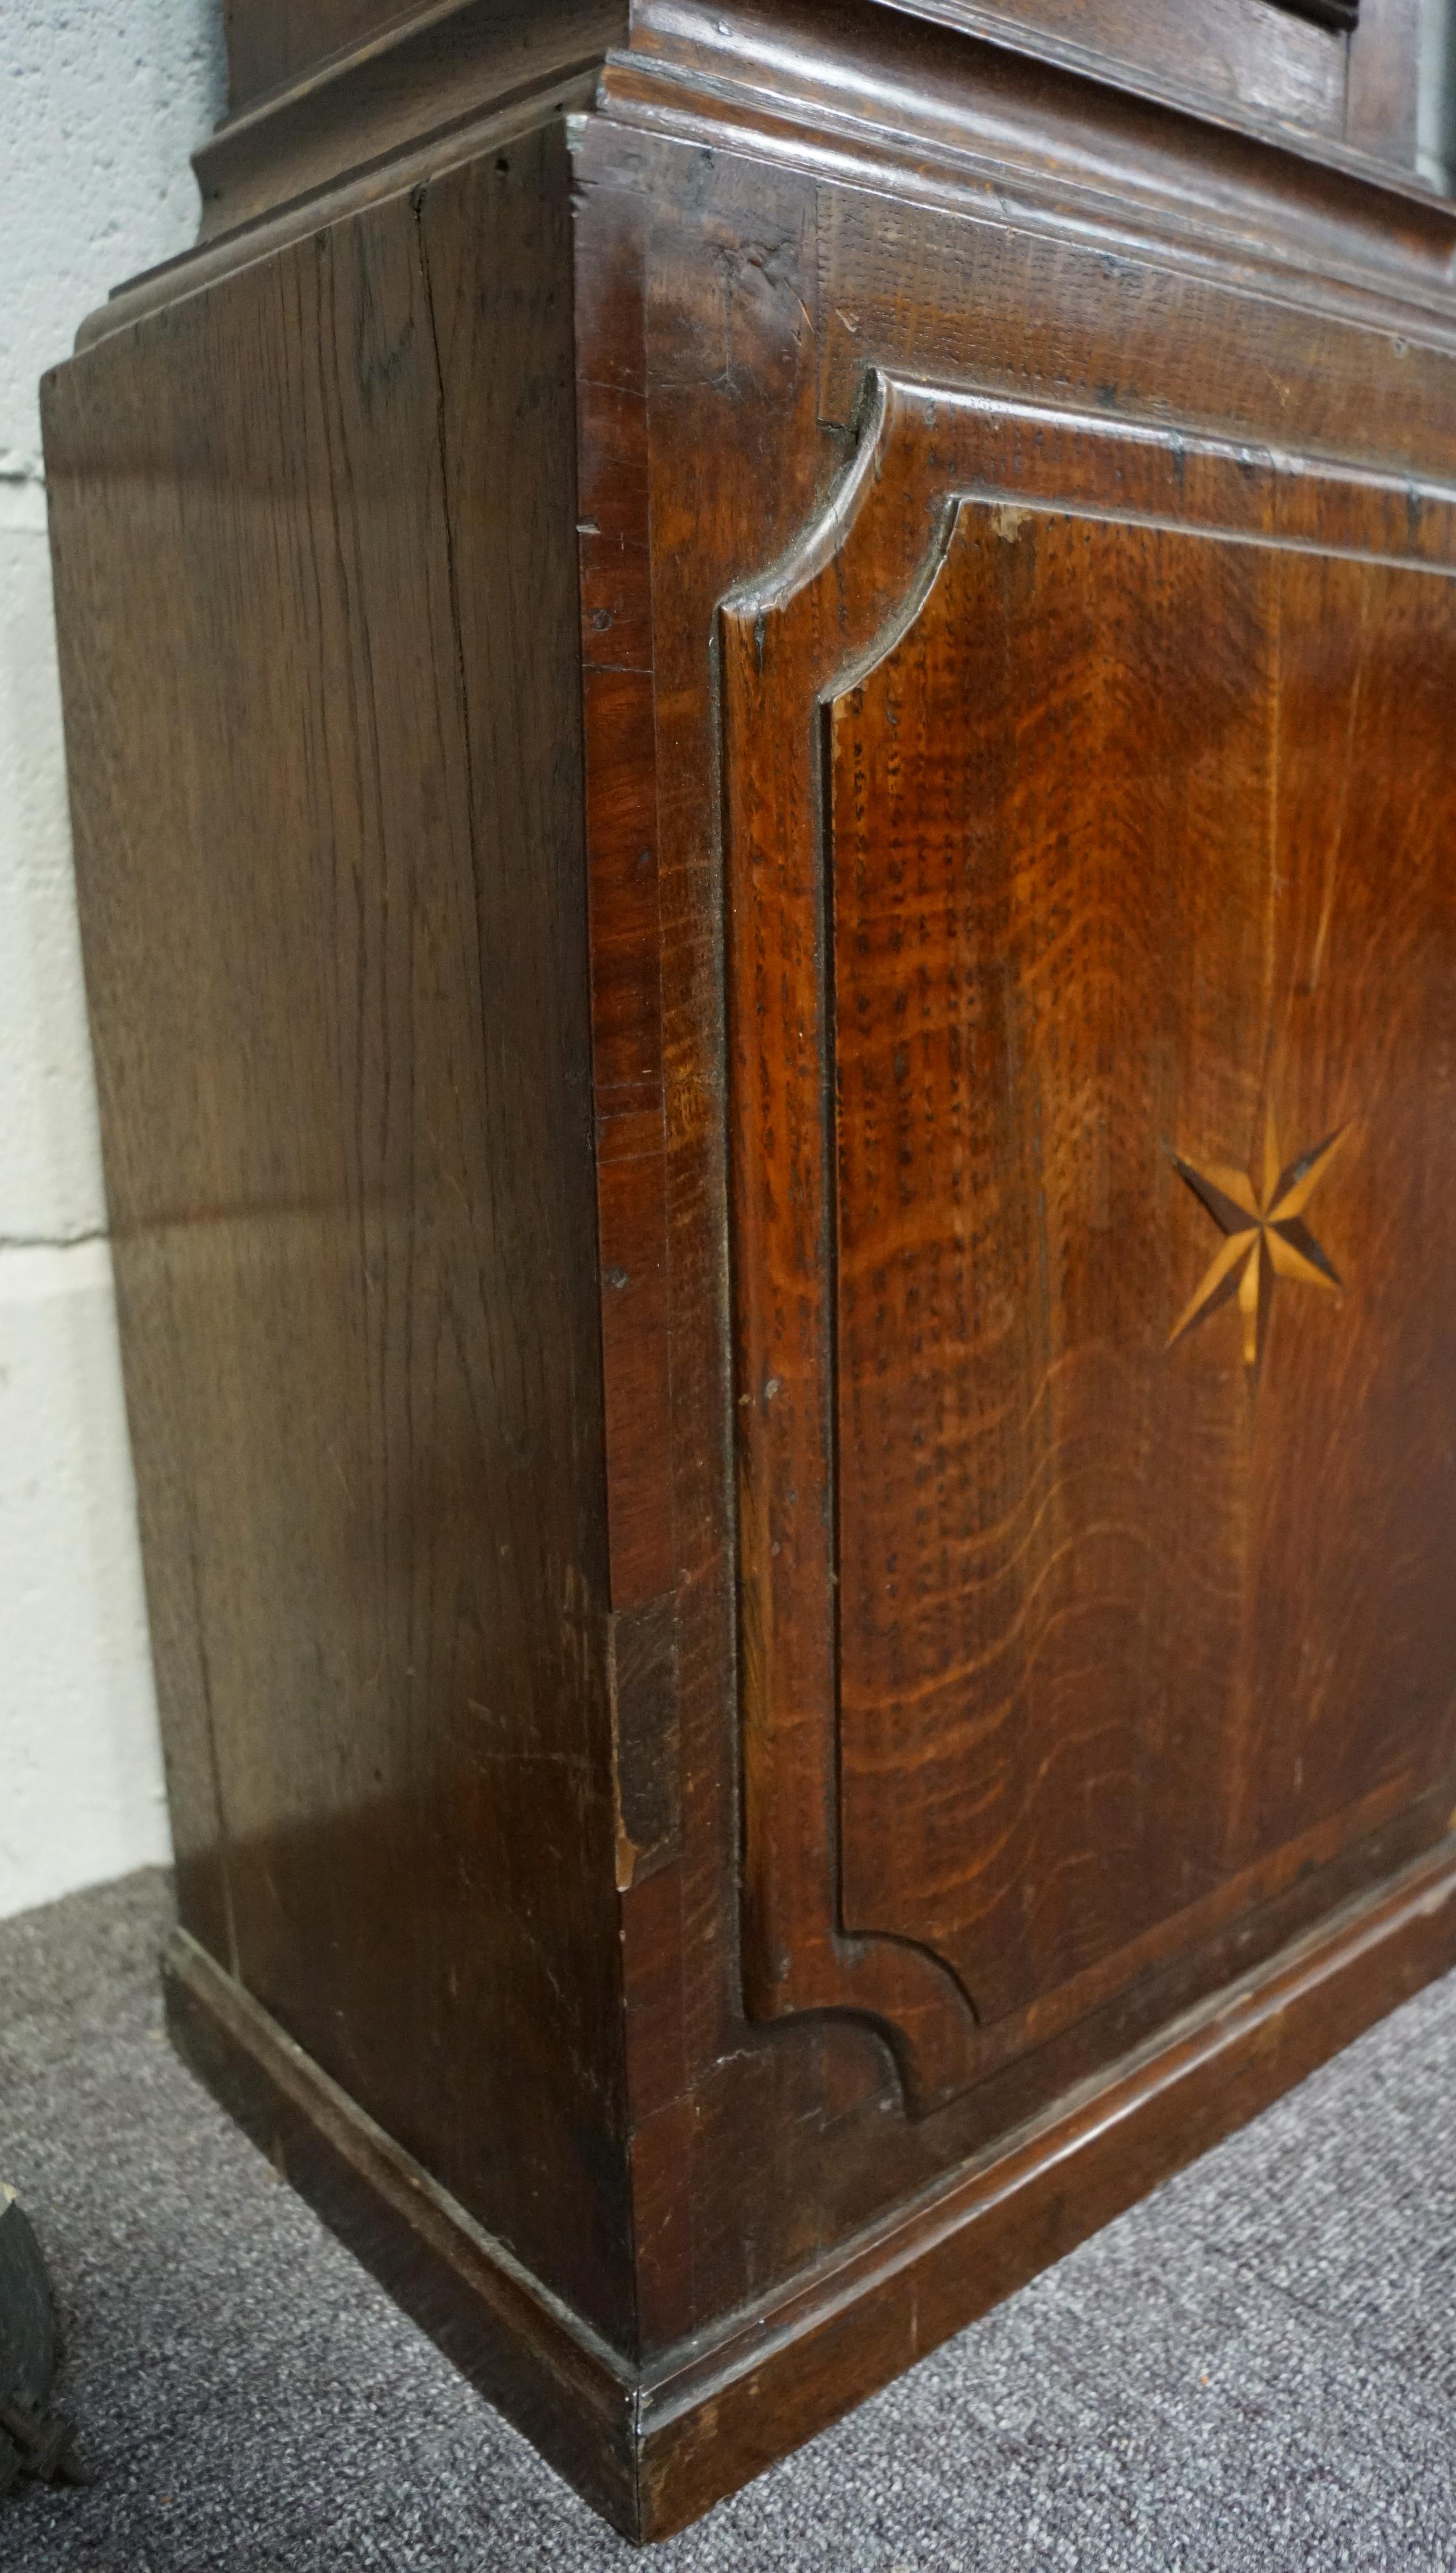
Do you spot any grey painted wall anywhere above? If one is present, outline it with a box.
[0,2,224,1918]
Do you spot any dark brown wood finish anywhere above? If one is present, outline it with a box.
[165,1828,1456,2541]
[45,124,634,2348]
[922,0,1351,140]
[43,0,1456,2540]
[724,379,1456,2128]
[163,1928,642,2529]
[576,10,1456,2370]
[223,0,403,109]
[195,1,629,239]
[917,0,1418,163]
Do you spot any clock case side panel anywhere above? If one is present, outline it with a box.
[41,123,638,2353]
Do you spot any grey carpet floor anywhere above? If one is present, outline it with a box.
[1,1873,1454,2572]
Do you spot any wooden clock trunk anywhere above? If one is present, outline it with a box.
[41,0,1456,2538]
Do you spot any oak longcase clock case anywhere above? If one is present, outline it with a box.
[41,0,1456,2538]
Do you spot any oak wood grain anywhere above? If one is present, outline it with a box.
[635,1833,1456,2536]
[44,0,1456,2535]
[830,485,1456,2047]
[559,15,1456,2358]
[45,127,633,2348]
[723,376,1456,2127]
[166,1819,1456,2541]
[912,0,1347,138]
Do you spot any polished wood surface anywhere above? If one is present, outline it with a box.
[201,0,1427,272]
[587,39,1456,2369]
[724,381,1456,2131]
[166,1836,1456,2540]
[934,0,1418,159]
[43,0,1456,2540]
[46,126,633,2347]
[940,0,1349,137]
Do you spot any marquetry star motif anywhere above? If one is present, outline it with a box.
[1168,1110,1349,1370]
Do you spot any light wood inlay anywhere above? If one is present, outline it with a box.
[1169,1111,1350,1368]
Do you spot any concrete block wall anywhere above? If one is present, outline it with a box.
[1,2,224,1919]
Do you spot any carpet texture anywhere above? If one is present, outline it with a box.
[1,1869,1453,2571]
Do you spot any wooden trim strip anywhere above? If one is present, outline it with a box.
[166,1832,1456,2540]
[194,0,629,238]
[635,1833,1456,2533]
[606,4,1456,347]
[163,1929,642,2537]
[75,82,599,353]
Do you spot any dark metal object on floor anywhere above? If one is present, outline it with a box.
[0,2187,84,2495]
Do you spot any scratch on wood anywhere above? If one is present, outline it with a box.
[607,1592,681,1892]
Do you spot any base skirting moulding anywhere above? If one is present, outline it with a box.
[165,1838,1456,2543]
[46,0,1456,2540]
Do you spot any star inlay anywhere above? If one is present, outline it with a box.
[1168,1109,1349,1370]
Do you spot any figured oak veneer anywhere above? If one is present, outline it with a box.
[41,0,1456,2541]
[723,377,1456,2138]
